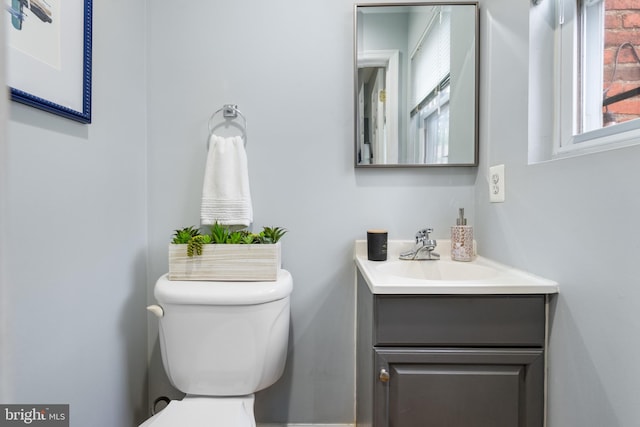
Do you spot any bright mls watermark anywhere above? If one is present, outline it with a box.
[0,405,68,426]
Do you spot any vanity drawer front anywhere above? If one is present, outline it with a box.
[374,295,545,347]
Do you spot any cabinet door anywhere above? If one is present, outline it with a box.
[374,348,544,427]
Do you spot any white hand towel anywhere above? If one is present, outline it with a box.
[200,135,253,228]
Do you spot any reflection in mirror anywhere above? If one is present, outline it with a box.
[355,3,479,167]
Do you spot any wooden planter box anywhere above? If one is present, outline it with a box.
[168,242,281,281]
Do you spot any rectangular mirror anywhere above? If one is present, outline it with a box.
[355,2,479,167]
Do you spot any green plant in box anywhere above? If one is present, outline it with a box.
[260,226,287,244]
[209,222,230,244]
[187,234,212,257]
[172,226,200,244]
[170,222,287,257]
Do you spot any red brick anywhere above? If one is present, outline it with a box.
[605,13,622,29]
[604,82,625,97]
[604,82,640,97]
[623,13,640,28]
[623,46,640,61]
[604,30,640,48]
[603,82,640,116]
[612,65,640,81]
[605,114,640,125]
[606,0,640,11]
[604,47,618,65]
[608,97,640,115]
[606,45,640,64]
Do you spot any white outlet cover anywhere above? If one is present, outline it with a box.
[489,164,505,203]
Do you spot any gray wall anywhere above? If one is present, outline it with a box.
[475,0,640,426]
[0,0,8,402]
[2,0,639,426]
[145,0,474,423]
[1,1,148,426]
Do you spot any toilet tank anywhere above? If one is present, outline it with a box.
[154,270,293,396]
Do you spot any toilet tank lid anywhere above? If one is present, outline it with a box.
[154,269,293,305]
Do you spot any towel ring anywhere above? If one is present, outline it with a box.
[207,104,248,147]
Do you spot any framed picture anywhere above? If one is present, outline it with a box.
[5,0,92,123]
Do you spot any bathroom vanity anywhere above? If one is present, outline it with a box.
[354,241,558,427]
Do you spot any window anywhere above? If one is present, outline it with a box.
[408,6,452,164]
[529,0,640,161]
[411,80,450,164]
[582,0,640,131]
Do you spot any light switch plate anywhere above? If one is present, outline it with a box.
[490,164,505,203]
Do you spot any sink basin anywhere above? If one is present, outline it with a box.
[354,240,559,295]
[376,260,499,281]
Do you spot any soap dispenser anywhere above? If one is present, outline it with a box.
[451,208,473,262]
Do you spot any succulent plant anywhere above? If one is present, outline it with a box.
[227,231,245,244]
[187,234,212,257]
[171,222,287,256]
[172,226,200,244]
[241,233,258,244]
[210,222,230,244]
[260,226,288,244]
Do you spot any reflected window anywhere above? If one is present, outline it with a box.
[408,6,452,164]
[411,79,450,164]
[425,98,450,164]
[409,6,451,108]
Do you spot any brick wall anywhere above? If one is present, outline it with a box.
[604,0,640,124]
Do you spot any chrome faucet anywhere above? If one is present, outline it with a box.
[399,228,440,260]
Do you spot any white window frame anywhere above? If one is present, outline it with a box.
[580,0,604,133]
[530,0,640,162]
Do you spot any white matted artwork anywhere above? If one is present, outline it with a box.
[5,0,92,123]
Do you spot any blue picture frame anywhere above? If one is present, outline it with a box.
[7,0,92,124]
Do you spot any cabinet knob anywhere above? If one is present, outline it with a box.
[379,368,390,382]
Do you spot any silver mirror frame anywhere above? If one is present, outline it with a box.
[354,2,480,168]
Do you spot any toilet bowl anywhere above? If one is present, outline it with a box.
[140,270,293,427]
[139,396,256,427]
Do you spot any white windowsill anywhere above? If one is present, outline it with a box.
[551,121,640,161]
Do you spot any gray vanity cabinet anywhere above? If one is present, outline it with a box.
[356,271,547,427]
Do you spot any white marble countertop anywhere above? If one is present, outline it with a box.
[354,240,559,295]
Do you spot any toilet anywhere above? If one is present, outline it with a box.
[140,269,293,427]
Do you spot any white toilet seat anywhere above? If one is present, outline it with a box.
[139,395,256,427]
